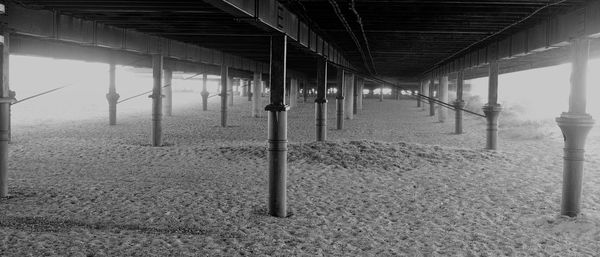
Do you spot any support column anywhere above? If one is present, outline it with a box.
[220,65,228,127]
[345,73,354,120]
[336,68,344,130]
[483,54,502,150]
[247,79,252,102]
[353,76,358,115]
[303,80,308,103]
[163,69,173,116]
[201,74,209,111]
[228,77,234,107]
[556,38,595,217]
[289,78,298,108]
[422,79,429,111]
[315,57,328,141]
[417,80,422,108]
[0,26,12,197]
[379,85,384,101]
[356,78,364,112]
[429,78,435,116]
[266,34,289,218]
[106,58,119,125]
[241,79,248,97]
[7,90,13,144]
[252,72,262,118]
[438,75,449,122]
[454,70,465,134]
[150,54,163,147]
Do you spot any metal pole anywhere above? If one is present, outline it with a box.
[106,57,119,125]
[266,34,289,218]
[228,77,234,107]
[241,79,247,97]
[422,79,429,111]
[483,53,502,150]
[163,69,173,116]
[303,80,308,103]
[220,64,228,127]
[439,75,449,122]
[455,70,465,134]
[150,54,163,147]
[0,25,12,197]
[247,79,252,102]
[379,85,384,102]
[336,68,344,130]
[556,38,595,217]
[289,78,298,108]
[252,72,262,117]
[356,78,364,112]
[353,75,358,115]
[345,73,354,119]
[429,78,435,116]
[201,73,209,111]
[315,57,328,141]
[417,80,422,108]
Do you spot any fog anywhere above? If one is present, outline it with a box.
[469,59,600,121]
[10,55,220,125]
[9,54,600,126]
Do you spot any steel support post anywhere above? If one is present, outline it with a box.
[484,56,502,150]
[303,80,308,103]
[0,26,12,197]
[557,38,595,217]
[150,54,163,147]
[247,80,252,101]
[345,73,354,120]
[228,77,234,107]
[356,78,363,112]
[336,68,344,129]
[266,34,289,218]
[422,80,429,111]
[252,72,262,118]
[454,70,465,134]
[315,57,328,141]
[439,75,449,122]
[241,79,248,97]
[106,58,119,125]
[163,69,173,116]
[353,76,358,115]
[201,74,209,111]
[220,64,228,127]
[7,90,13,144]
[379,85,384,102]
[429,78,435,116]
[417,80,422,108]
[289,78,298,108]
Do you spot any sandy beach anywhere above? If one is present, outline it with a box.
[2,93,600,256]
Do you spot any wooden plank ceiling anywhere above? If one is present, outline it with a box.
[11,0,590,79]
